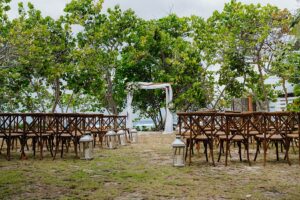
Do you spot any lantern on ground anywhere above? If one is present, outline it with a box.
[131,128,138,143]
[79,133,94,160]
[117,130,126,146]
[106,130,118,149]
[172,135,185,167]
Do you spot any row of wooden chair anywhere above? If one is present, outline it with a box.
[177,111,300,166]
[0,113,128,160]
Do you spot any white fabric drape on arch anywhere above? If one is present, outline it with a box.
[126,82,173,134]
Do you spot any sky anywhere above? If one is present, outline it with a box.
[7,0,299,20]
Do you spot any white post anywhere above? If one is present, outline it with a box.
[126,91,133,129]
[164,86,173,134]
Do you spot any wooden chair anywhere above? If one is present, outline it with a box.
[218,113,251,166]
[286,112,299,165]
[254,112,293,166]
[178,112,216,166]
[53,114,80,159]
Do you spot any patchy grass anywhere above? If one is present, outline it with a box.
[0,132,300,199]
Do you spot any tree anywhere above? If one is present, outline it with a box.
[0,2,75,112]
[285,9,300,111]
[65,1,139,114]
[0,0,11,65]
[115,14,214,130]
[208,0,291,111]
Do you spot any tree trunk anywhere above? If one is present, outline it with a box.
[257,64,269,111]
[255,41,269,112]
[282,78,288,110]
[105,71,118,115]
[51,77,60,113]
[66,93,74,113]
[213,86,226,109]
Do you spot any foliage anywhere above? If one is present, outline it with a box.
[0,0,298,122]
[115,15,214,129]
[208,0,291,111]
[0,2,75,112]
[65,2,139,114]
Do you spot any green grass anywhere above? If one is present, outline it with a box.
[0,133,300,199]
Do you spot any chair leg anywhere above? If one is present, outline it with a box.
[39,139,43,160]
[285,139,291,166]
[209,140,215,166]
[195,141,200,157]
[185,139,189,161]
[74,139,79,159]
[254,140,260,161]
[32,138,37,158]
[19,136,27,160]
[48,137,53,157]
[291,139,296,153]
[53,137,60,160]
[60,138,64,158]
[0,138,4,154]
[203,141,208,162]
[245,141,251,166]
[218,140,223,162]
[225,140,229,166]
[237,142,242,162]
[263,140,267,167]
[275,141,279,161]
[6,137,11,161]
[189,138,192,165]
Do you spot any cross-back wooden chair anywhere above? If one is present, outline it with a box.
[0,114,15,160]
[191,112,216,166]
[218,112,251,166]
[213,113,226,147]
[116,115,129,143]
[87,114,103,147]
[53,114,79,159]
[177,112,216,166]
[21,113,52,159]
[102,115,116,147]
[254,112,293,166]
[177,112,192,163]
[286,112,299,164]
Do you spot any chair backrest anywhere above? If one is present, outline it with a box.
[224,112,251,139]
[264,112,295,139]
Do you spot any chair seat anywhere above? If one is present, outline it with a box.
[219,135,245,141]
[249,131,260,135]
[26,133,39,137]
[182,132,192,138]
[256,134,283,140]
[90,128,100,133]
[60,133,74,137]
[215,131,225,136]
[46,130,55,134]
[10,132,23,137]
[194,135,208,140]
[287,133,299,139]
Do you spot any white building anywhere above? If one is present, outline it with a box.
[267,77,296,112]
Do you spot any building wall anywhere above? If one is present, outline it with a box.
[269,97,298,112]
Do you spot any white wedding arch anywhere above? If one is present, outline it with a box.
[126,82,173,134]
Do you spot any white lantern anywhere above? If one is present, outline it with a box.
[130,128,138,143]
[79,134,94,160]
[117,130,126,146]
[172,135,185,167]
[106,130,118,149]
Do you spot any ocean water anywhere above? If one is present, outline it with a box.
[133,119,155,128]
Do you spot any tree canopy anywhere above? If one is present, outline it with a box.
[0,0,299,129]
